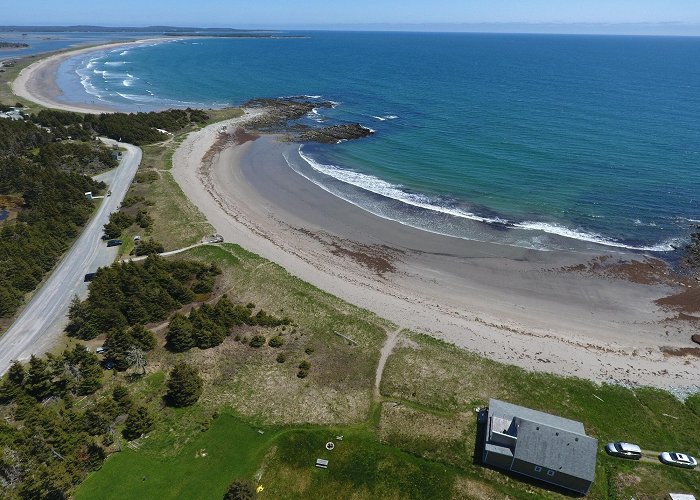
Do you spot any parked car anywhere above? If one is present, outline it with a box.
[605,442,642,460]
[659,452,698,469]
[84,272,97,282]
[95,346,106,354]
[106,239,123,247]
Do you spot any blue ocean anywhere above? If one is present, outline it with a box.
[54,32,700,252]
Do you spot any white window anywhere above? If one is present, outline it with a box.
[534,466,542,472]
[547,470,556,477]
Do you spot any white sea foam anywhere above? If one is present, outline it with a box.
[372,114,399,121]
[296,147,675,252]
[119,50,130,56]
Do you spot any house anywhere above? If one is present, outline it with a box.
[481,399,597,495]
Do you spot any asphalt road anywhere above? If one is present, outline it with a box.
[0,140,142,374]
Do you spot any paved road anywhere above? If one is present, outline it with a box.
[0,140,141,374]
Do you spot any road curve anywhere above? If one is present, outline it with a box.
[0,140,142,374]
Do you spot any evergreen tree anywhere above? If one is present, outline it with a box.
[112,384,133,412]
[122,405,154,440]
[165,362,203,408]
[25,355,53,401]
[129,324,157,351]
[8,360,26,386]
[165,314,194,352]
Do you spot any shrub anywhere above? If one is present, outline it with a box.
[268,336,284,348]
[249,335,266,348]
[276,353,286,363]
[223,480,254,500]
[298,360,311,371]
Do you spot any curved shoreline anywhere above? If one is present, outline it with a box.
[11,45,700,393]
[12,38,172,113]
[172,126,700,392]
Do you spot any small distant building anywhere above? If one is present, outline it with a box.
[482,399,597,495]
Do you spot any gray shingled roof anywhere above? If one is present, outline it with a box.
[514,418,598,481]
[488,399,585,434]
[487,399,597,482]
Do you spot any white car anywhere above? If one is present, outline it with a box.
[605,442,642,460]
[659,452,698,469]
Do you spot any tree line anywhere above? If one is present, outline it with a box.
[0,154,105,317]
[31,108,210,145]
[67,254,221,340]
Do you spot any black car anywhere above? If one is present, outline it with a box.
[106,239,123,247]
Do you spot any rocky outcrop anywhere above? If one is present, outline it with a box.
[692,334,700,346]
[297,124,373,143]
[242,97,373,144]
[243,98,333,128]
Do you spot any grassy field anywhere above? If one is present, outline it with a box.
[62,111,700,498]
[380,331,700,498]
[72,244,700,499]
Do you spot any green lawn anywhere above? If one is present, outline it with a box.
[76,413,274,500]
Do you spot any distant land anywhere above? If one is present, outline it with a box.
[0,42,29,49]
[0,25,277,34]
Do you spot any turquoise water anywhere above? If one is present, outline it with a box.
[57,32,700,252]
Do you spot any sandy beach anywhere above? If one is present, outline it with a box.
[12,38,172,113]
[171,121,700,393]
[11,41,700,393]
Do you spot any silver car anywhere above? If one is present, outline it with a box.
[659,452,698,469]
[605,442,642,460]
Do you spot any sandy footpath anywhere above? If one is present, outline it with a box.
[12,38,172,113]
[172,123,700,393]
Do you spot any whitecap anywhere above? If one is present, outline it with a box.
[296,147,675,253]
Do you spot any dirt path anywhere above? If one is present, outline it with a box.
[374,327,403,400]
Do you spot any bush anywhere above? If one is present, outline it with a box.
[298,360,311,371]
[268,336,284,348]
[223,480,254,500]
[276,353,287,363]
[133,239,164,257]
[249,335,266,348]
[297,369,308,379]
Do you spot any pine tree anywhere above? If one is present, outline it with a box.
[7,360,26,386]
[165,314,194,352]
[122,405,154,440]
[24,355,53,401]
[165,362,203,407]
[130,324,157,351]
